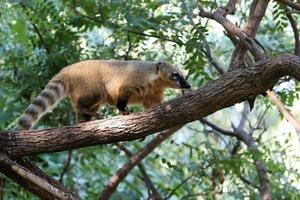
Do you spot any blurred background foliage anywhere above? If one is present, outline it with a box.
[0,0,300,199]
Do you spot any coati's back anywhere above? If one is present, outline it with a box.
[60,60,159,103]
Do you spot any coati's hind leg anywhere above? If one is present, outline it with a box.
[76,105,101,123]
[76,94,101,123]
[116,87,134,115]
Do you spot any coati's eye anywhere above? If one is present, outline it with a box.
[171,72,179,80]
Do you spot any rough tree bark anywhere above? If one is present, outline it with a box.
[0,153,78,200]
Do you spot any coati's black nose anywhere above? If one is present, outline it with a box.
[180,80,191,89]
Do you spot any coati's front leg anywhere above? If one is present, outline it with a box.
[116,99,129,115]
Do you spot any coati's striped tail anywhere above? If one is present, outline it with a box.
[16,79,66,130]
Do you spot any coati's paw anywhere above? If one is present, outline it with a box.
[94,112,103,120]
[121,111,130,115]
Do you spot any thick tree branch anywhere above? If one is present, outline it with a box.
[0,153,78,200]
[198,7,265,63]
[237,35,300,134]
[99,127,181,200]
[219,2,300,136]
[228,0,269,70]
[1,55,300,157]
[222,0,238,14]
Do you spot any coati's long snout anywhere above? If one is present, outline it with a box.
[176,75,191,89]
[168,71,191,89]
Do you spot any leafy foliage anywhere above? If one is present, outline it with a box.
[0,0,300,199]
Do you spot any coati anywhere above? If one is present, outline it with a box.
[16,60,191,130]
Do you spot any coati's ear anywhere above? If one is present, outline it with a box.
[156,61,164,74]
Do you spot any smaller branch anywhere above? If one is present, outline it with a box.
[200,119,239,137]
[181,0,225,74]
[0,153,78,200]
[59,150,72,183]
[228,27,300,135]
[126,30,184,46]
[70,4,103,23]
[267,91,300,133]
[124,32,132,60]
[230,140,241,156]
[180,0,195,26]
[202,106,272,199]
[196,0,237,17]
[96,2,105,22]
[69,3,183,47]
[221,0,238,14]
[115,143,162,200]
[99,127,182,200]
[163,172,195,200]
[31,23,58,69]
[286,11,300,56]
[228,0,269,71]
[236,102,250,131]
[276,0,300,11]
[198,6,265,62]
[255,128,266,142]
[255,107,268,128]
[202,38,225,74]
[32,23,51,55]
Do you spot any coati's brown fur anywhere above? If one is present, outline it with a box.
[16,60,190,130]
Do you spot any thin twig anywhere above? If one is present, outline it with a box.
[126,30,184,45]
[181,0,225,74]
[200,102,271,200]
[32,23,51,54]
[31,23,58,68]
[163,172,195,200]
[286,10,300,56]
[239,175,260,190]
[59,150,72,183]
[200,118,239,137]
[115,143,162,200]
